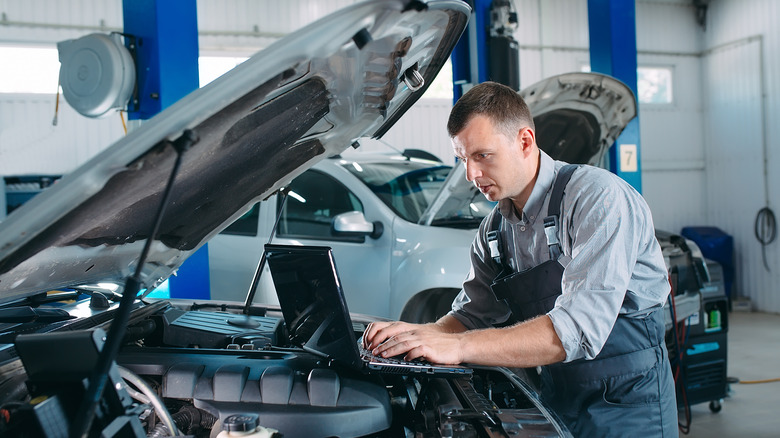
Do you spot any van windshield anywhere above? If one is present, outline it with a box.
[342,159,491,227]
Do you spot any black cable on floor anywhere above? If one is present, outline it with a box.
[754,207,776,272]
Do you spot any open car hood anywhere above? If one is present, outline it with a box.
[0,0,469,303]
[420,72,637,226]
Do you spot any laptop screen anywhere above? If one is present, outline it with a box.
[265,244,363,369]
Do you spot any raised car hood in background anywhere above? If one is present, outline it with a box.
[522,72,636,167]
[0,0,469,302]
[420,72,636,225]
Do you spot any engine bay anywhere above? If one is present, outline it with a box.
[0,298,567,437]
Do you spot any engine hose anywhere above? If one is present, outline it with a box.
[754,207,777,271]
[147,405,218,437]
[117,366,178,436]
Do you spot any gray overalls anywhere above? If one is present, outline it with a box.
[488,165,678,437]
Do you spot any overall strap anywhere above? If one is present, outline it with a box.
[487,164,581,271]
[543,164,580,260]
[487,209,508,271]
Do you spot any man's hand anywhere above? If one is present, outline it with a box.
[373,327,465,364]
[362,316,468,364]
[365,314,567,368]
[363,315,566,368]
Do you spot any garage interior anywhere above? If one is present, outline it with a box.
[0,1,778,437]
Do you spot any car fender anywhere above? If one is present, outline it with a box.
[388,223,475,318]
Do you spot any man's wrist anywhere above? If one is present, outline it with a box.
[433,314,467,334]
[455,331,471,364]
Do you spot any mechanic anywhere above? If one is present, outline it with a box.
[363,81,678,437]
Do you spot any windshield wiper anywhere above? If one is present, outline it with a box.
[0,307,74,324]
[429,216,484,228]
[0,287,121,312]
[0,288,121,323]
[0,290,80,309]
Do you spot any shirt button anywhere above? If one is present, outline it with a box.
[530,215,535,220]
[520,226,526,231]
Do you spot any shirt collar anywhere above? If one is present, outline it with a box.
[497,148,556,225]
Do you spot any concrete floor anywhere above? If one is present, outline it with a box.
[682,311,780,437]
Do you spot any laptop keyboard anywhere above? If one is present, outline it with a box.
[359,344,408,364]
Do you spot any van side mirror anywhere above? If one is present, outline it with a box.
[332,211,383,239]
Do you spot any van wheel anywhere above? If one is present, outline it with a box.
[399,289,460,323]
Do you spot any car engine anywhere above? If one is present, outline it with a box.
[0,298,568,437]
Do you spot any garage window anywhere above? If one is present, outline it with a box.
[580,64,674,105]
[0,46,60,93]
[637,66,673,104]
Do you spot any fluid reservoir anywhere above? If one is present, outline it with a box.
[216,414,279,438]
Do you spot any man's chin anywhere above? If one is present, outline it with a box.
[481,190,500,202]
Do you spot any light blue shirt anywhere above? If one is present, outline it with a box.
[450,150,671,362]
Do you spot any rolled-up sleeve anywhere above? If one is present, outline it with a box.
[548,169,667,362]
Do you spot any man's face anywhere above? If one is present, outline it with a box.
[452,115,537,206]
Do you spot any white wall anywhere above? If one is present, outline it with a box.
[0,94,125,175]
[635,1,707,235]
[382,98,455,164]
[701,0,780,312]
[514,0,591,85]
[0,0,126,176]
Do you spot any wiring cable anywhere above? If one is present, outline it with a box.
[754,207,776,272]
[118,366,179,436]
[754,34,775,273]
[668,278,691,434]
[52,76,60,126]
[119,110,128,135]
[122,381,151,405]
[734,377,780,384]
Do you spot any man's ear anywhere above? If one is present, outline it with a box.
[517,127,536,154]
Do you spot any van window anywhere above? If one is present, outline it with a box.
[276,170,364,240]
[220,203,260,236]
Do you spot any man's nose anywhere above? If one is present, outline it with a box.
[464,160,480,181]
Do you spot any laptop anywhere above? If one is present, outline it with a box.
[264,243,471,376]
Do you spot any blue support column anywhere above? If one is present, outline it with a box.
[587,0,642,193]
[123,0,209,299]
[123,0,199,120]
[451,0,492,102]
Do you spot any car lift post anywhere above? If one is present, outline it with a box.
[587,0,643,192]
[123,0,210,299]
[451,0,492,103]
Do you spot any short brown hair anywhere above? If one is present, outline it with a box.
[447,81,535,139]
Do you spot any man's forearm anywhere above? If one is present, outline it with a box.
[365,313,566,367]
[458,315,566,368]
[434,314,468,333]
